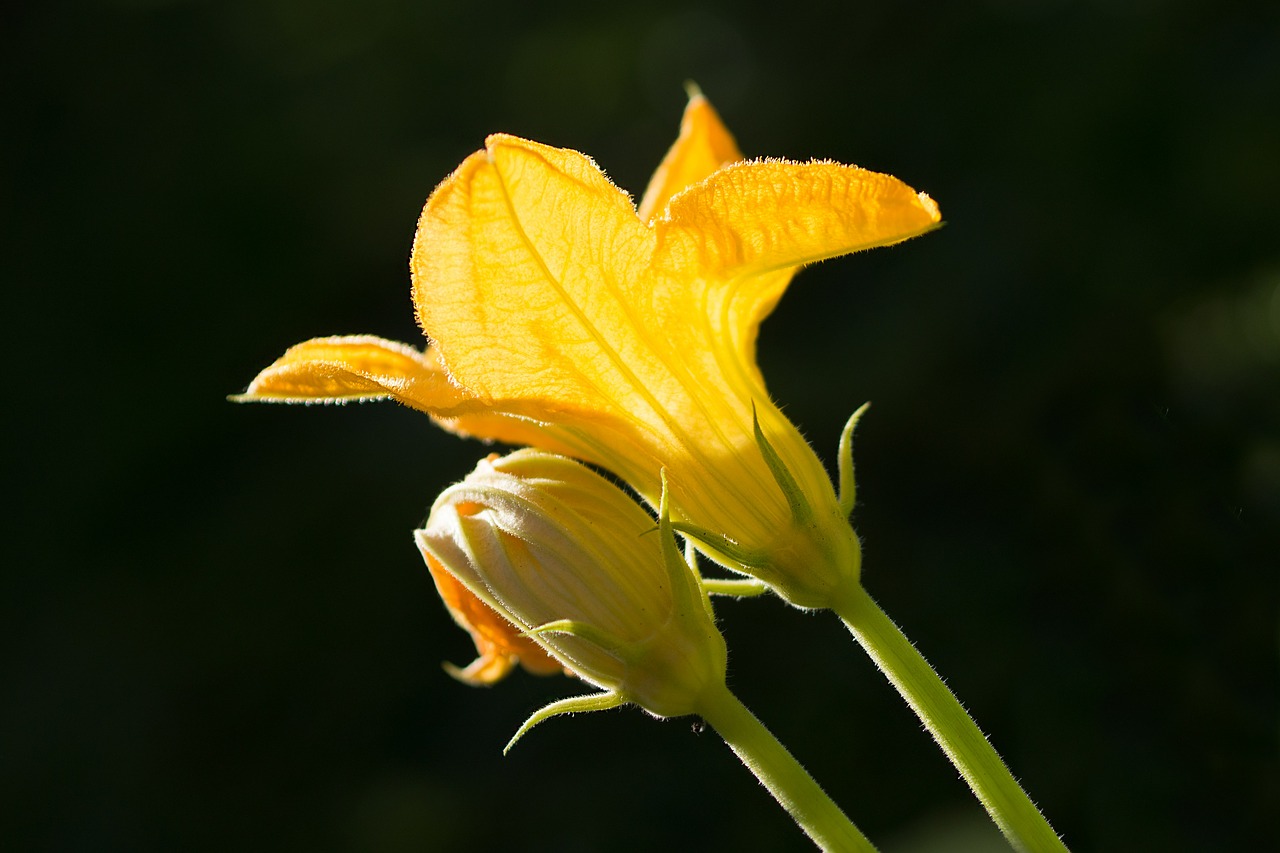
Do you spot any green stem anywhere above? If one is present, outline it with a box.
[697,682,878,852]
[832,583,1068,853]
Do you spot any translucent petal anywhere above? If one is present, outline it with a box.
[234,335,578,452]
[656,158,941,284]
[413,136,692,441]
[233,335,458,411]
[652,159,940,382]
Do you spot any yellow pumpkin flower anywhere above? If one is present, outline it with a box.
[237,93,941,608]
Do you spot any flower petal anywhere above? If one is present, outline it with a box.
[233,335,454,411]
[234,334,579,451]
[424,549,563,685]
[651,160,940,378]
[413,136,669,426]
[656,159,941,280]
[636,92,743,224]
[411,135,825,498]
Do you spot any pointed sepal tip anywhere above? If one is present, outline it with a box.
[837,403,871,519]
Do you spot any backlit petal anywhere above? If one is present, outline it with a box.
[235,334,579,452]
[656,159,942,279]
[414,136,675,431]
[637,92,743,223]
[413,133,791,535]
[234,335,454,412]
[651,160,940,383]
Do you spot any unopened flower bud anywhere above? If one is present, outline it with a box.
[416,449,728,744]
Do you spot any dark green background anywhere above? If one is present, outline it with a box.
[6,0,1277,850]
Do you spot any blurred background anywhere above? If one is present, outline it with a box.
[5,0,1277,850]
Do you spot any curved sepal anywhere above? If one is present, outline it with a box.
[837,402,871,519]
[526,619,627,656]
[753,404,813,524]
[670,521,771,571]
[504,691,625,754]
[658,470,719,622]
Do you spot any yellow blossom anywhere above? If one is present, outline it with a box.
[237,93,941,608]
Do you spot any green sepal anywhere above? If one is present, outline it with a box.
[504,691,625,754]
[670,521,771,570]
[683,537,701,574]
[658,470,718,620]
[702,578,771,598]
[837,402,871,519]
[753,403,813,524]
[526,619,626,656]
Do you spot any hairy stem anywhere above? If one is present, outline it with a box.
[698,682,878,852]
[833,583,1068,852]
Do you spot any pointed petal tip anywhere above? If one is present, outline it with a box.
[917,191,942,222]
[483,132,518,151]
[637,86,743,222]
[482,133,575,163]
[443,655,514,687]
